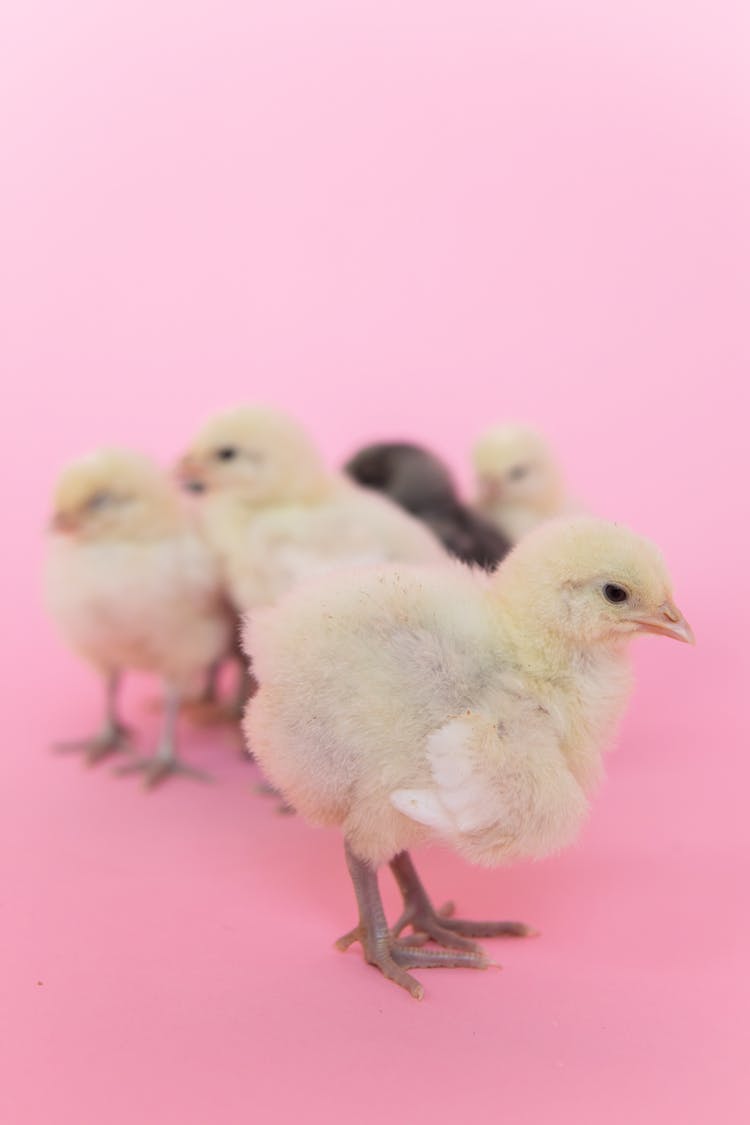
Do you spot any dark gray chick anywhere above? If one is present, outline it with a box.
[344,442,511,569]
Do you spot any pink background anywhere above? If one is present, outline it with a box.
[2,2,749,1122]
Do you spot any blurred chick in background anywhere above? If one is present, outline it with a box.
[344,441,511,569]
[45,450,232,787]
[244,517,693,999]
[472,424,576,543]
[177,408,447,619]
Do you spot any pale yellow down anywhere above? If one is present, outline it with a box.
[51,448,185,540]
[179,406,447,612]
[45,448,231,692]
[245,517,690,868]
[472,423,573,542]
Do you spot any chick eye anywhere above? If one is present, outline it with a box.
[507,464,529,482]
[603,583,629,604]
[215,447,238,462]
[86,491,113,512]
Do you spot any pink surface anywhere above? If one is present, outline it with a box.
[2,2,749,1122]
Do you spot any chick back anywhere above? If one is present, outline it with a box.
[209,481,447,612]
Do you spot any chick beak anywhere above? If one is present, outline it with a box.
[50,510,79,534]
[480,477,504,502]
[632,600,695,645]
[175,455,207,494]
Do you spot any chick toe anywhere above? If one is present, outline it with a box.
[54,723,132,766]
[390,851,534,948]
[117,754,212,789]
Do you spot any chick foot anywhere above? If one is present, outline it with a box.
[55,723,132,766]
[335,925,489,1000]
[390,851,537,950]
[339,844,490,999]
[116,751,212,789]
[119,686,211,787]
[115,733,213,787]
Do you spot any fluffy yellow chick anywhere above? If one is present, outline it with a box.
[177,407,447,616]
[45,449,232,786]
[244,517,693,999]
[472,423,576,543]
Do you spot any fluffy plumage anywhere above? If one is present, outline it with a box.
[344,441,511,569]
[178,408,447,614]
[472,424,576,542]
[244,517,693,997]
[45,449,232,785]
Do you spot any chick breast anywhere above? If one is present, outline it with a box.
[245,563,589,867]
[45,530,231,691]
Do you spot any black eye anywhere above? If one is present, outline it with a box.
[507,464,528,481]
[603,583,629,604]
[86,491,112,512]
[215,447,238,462]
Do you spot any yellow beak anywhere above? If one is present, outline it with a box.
[479,477,505,503]
[632,600,695,645]
[50,510,80,534]
[175,455,207,493]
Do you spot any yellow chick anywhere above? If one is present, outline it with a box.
[45,449,232,786]
[472,423,577,543]
[177,406,447,616]
[244,517,693,999]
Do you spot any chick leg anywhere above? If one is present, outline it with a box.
[118,684,211,788]
[193,658,223,707]
[185,658,257,727]
[193,607,244,717]
[390,851,537,948]
[335,844,489,1000]
[177,658,232,723]
[55,671,132,765]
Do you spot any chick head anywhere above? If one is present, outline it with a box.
[472,424,564,516]
[177,407,329,505]
[497,516,694,650]
[50,449,179,542]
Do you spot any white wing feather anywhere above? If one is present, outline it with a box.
[390,714,507,836]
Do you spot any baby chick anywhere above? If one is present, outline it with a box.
[472,424,576,543]
[344,441,511,569]
[177,408,447,617]
[244,517,693,999]
[45,449,232,786]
